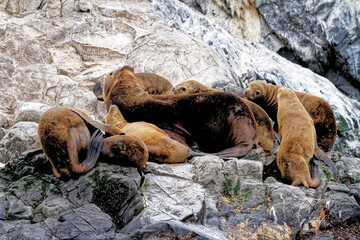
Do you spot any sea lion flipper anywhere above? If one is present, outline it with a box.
[21,148,44,159]
[94,82,104,101]
[82,129,104,168]
[314,146,338,175]
[189,150,208,157]
[70,108,123,136]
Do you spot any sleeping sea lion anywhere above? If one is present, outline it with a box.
[94,71,174,101]
[103,66,258,158]
[173,80,274,156]
[38,106,148,178]
[104,105,190,163]
[277,87,321,188]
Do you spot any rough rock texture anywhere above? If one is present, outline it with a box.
[254,0,360,99]
[0,0,360,239]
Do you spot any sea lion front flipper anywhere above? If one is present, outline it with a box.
[21,148,44,159]
[81,129,104,169]
[70,108,123,136]
[313,146,338,175]
[94,82,104,101]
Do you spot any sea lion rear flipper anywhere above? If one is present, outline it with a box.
[70,108,123,136]
[81,129,104,169]
[314,146,338,175]
[189,150,208,157]
[211,142,253,158]
[94,82,104,101]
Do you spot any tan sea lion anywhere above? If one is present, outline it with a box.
[104,105,190,163]
[94,71,174,101]
[173,80,274,156]
[38,106,148,178]
[276,87,321,188]
[244,80,337,152]
[104,66,258,158]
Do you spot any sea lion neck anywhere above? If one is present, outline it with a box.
[264,84,279,110]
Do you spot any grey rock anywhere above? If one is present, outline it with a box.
[350,183,360,203]
[12,101,51,125]
[5,223,49,240]
[55,204,115,240]
[34,196,75,220]
[326,182,351,193]
[0,122,40,163]
[255,0,360,98]
[323,191,360,221]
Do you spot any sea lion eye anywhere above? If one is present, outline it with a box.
[181,87,186,92]
[109,72,113,76]
[255,90,260,96]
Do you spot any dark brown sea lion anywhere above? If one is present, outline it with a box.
[173,80,274,156]
[105,105,190,163]
[94,71,174,101]
[244,80,337,153]
[38,106,148,178]
[277,87,321,188]
[104,66,258,158]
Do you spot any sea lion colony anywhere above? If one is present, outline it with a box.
[38,67,337,188]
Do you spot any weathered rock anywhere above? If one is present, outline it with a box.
[0,121,40,163]
[323,191,360,221]
[12,101,51,125]
[255,0,360,98]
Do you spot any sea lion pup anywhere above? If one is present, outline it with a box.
[104,66,258,158]
[38,106,148,178]
[105,105,190,163]
[277,87,321,188]
[173,80,274,156]
[94,71,174,101]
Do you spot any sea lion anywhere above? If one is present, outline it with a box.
[173,80,274,156]
[104,105,190,163]
[94,71,174,101]
[276,87,321,188]
[104,66,258,158]
[38,106,148,178]
[244,80,337,153]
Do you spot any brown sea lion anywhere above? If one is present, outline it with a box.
[104,105,190,163]
[276,87,321,188]
[244,80,337,153]
[94,71,174,101]
[38,106,148,178]
[173,80,274,156]
[103,66,258,158]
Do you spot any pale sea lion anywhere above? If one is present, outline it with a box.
[94,71,174,101]
[173,80,274,156]
[104,66,258,158]
[277,87,321,188]
[38,106,148,178]
[105,105,190,163]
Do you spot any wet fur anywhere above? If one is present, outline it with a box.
[173,80,274,156]
[104,66,258,157]
[276,87,320,188]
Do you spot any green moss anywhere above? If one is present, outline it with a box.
[336,115,349,136]
[322,167,336,181]
[140,179,150,191]
[240,188,252,202]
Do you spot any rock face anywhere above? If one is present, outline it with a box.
[0,0,360,239]
[254,0,360,99]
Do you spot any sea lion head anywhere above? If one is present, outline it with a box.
[243,80,268,101]
[278,155,320,188]
[105,105,126,126]
[103,66,136,100]
[172,80,201,94]
[101,134,149,169]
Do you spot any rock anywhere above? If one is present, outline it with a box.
[255,0,360,98]
[323,191,360,221]
[0,122,40,163]
[12,101,51,125]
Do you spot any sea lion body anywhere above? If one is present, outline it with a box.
[105,67,258,158]
[277,87,320,188]
[102,71,173,101]
[105,105,190,163]
[173,80,274,156]
[38,106,148,178]
[244,80,337,153]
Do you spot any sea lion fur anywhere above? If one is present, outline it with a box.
[104,66,258,158]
